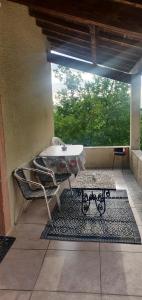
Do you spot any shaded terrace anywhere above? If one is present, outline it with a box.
[0,0,142,299]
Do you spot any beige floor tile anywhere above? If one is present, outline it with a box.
[48,240,99,251]
[100,242,142,253]
[31,291,101,300]
[11,223,49,250]
[101,251,142,296]
[0,291,31,300]
[102,296,142,300]
[35,250,100,293]
[0,249,45,290]
[19,199,48,224]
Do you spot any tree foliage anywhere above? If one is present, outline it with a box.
[53,65,130,146]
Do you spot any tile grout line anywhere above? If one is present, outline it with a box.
[31,247,49,294]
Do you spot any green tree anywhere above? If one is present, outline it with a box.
[53,65,130,146]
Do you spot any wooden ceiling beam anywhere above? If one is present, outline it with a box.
[50,42,92,56]
[9,0,142,40]
[50,43,133,71]
[99,35,142,50]
[29,9,89,35]
[47,52,131,83]
[98,43,142,59]
[112,0,142,9]
[98,40,142,57]
[97,50,138,63]
[45,35,90,51]
[42,28,90,45]
[49,37,137,64]
[50,47,93,62]
[36,20,89,41]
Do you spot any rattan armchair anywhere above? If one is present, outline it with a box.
[13,167,60,222]
[33,156,72,192]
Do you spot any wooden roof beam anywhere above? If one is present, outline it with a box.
[112,0,142,9]
[51,43,133,72]
[42,28,90,45]
[99,35,142,50]
[50,47,93,63]
[98,44,142,59]
[47,52,131,83]
[49,37,137,65]
[29,9,89,35]
[9,0,142,40]
[50,42,92,57]
[36,20,89,41]
[45,35,90,51]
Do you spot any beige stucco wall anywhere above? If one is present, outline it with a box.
[0,0,54,230]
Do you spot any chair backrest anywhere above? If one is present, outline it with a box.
[51,136,64,145]
[13,168,32,199]
[114,147,125,155]
[33,157,56,184]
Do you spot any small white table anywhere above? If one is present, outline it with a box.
[40,145,84,173]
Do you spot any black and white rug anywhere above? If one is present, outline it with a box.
[0,236,15,263]
[41,189,141,244]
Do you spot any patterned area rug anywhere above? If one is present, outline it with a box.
[41,189,141,244]
[0,236,15,263]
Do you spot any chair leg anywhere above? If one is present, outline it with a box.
[56,194,61,210]
[44,194,52,222]
[68,177,73,196]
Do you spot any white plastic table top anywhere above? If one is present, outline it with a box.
[40,145,84,157]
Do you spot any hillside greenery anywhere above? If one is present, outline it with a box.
[53,65,131,146]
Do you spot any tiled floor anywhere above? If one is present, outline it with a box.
[1,169,142,299]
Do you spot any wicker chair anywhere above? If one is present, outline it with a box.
[32,156,72,192]
[13,167,60,222]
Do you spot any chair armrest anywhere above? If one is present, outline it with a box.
[14,168,44,189]
[24,167,57,186]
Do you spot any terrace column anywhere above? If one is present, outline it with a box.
[130,74,141,150]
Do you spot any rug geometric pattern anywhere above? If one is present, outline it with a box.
[41,189,141,244]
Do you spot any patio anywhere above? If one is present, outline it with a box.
[0,169,142,299]
[1,1,142,299]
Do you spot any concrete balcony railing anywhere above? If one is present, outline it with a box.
[130,150,142,188]
[84,146,130,169]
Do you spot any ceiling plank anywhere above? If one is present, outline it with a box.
[50,42,92,56]
[36,20,89,41]
[29,9,89,35]
[48,38,138,64]
[112,0,142,9]
[51,46,93,62]
[47,52,131,83]
[9,0,142,40]
[42,28,90,45]
[51,43,132,71]
[98,43,142,59]
[45,35,90,50]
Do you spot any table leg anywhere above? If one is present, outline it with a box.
[80,189,110,217]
